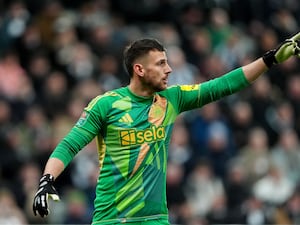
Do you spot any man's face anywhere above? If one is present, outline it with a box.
[138,50,172,92]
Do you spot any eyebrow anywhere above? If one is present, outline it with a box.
[156,58,167,65]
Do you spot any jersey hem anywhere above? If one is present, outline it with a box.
[91,214,169,224]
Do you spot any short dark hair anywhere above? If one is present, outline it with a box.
[123,38,165,77]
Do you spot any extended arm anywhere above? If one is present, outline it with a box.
[179,32,300,111]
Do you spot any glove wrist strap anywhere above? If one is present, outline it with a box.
[262,49,277,68]
[40,174,55,183]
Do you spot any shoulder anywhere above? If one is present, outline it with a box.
[159,84,200,96]
[96,87,127,101]
[85,87,126,111]
[159,85,179,96]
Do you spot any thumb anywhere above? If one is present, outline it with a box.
[290,31,300,42]
[47,193,60,201]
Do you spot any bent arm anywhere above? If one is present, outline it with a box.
[43,126,97,179]
[40,97,104,180]
[242,58,268,83]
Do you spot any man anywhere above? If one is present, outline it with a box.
[33,34,300,224]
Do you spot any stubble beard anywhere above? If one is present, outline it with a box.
[142,77,166,93]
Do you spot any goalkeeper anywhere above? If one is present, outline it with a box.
[33,33,300,225]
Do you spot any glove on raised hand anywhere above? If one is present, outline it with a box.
[33,174,60,217]
[263,32,300,68]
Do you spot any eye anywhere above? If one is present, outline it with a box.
[158,60,166,66]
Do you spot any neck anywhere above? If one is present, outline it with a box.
[128,82,154,97]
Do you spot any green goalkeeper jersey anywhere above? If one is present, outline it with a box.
[50,68,249,224]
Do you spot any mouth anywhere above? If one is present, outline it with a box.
[162,78,168,85]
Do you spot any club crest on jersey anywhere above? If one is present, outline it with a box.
[76,111,90,127]
[119,126,165,146]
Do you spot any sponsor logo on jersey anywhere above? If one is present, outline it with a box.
[180,84,199,91]
[119,126,165,146]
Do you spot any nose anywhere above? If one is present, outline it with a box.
[166,63,172,74]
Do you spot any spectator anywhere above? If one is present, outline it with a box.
[235,127,272,185]
[285,74,300,135]
[17,161,42,224]
[224,161,251,223]
[63,188,91,224]
[243,196,272,225]
[187,102,235,178]
[169,116,194,176]
[0,187,28,224]
[96,53,122,92]
[166,162,186,224]
[33,1,64,48]
[65,42,98,81]
[186,28,212,68]
[0,50,29,101]
[247,76,278,145]
[167,45,200,86]
[207,8,232,51]
[14,105,52,161]
[266,101,296,141]
[0,98,20,181]
[282,188,300,224]
[0,0,30,53]
[41,70,70,119]
[253,165,295,206]
[271,129,300,184]
[26,52,52,96]
[229,101,254,149]
[184,159,225,218]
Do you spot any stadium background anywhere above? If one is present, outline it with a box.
[1,0,300,224]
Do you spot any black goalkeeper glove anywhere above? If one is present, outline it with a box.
[33,174,60,217]
[263,31,300,68]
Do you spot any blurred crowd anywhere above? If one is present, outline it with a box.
[1,0,300,224]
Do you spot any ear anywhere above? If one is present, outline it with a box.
[133,63,144,77]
